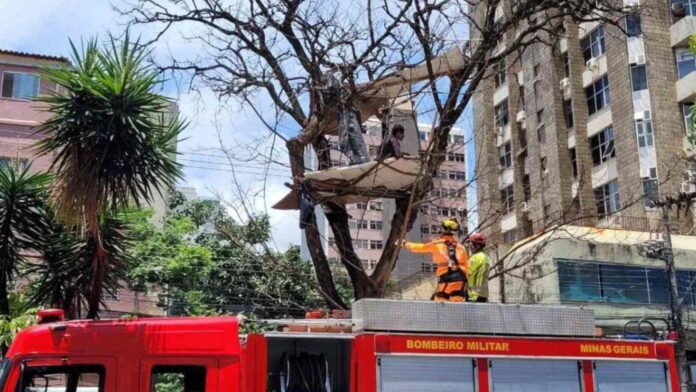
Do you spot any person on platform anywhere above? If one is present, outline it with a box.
[377,124,407,161]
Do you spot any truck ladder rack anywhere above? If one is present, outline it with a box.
[351,299,596,337]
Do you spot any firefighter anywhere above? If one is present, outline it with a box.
[402,219,469,302]
[464,232,490,303]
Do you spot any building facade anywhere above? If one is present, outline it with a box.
[473,1,696,245]
[301,118,467,282]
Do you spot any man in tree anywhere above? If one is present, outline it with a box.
[402,219,468,302]
[377,124,407,161]
[465,233,490,303]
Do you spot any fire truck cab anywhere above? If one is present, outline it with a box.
[0,300,681,392]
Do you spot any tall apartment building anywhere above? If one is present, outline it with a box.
[473,1,696,244]
[301,118,467,282]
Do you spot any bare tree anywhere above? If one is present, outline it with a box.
[120,0,633,308]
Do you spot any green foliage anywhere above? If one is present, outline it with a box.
[128,196,323,318]
[36,33,184,222]
[35,33,184,318]
[29,212,133,319]
[0,292,38,348]
[0,164,52,315]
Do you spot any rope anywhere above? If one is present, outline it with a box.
[281,353,331,392]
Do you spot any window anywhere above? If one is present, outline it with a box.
[494,59,507,88]
[585,75,611,115]
[683,103,694,132]
[0,157,28,170]
[635,116,655,148]
[151,365,206,392]
[537,126,546,144]
[595,362,669,392]
[495,100,509,128]
[349,219,368,229]
[594,179,620,217]
[673,0,696,18]
[557,260,675,305]
[370,220,383,230]
[626,14,642,36]
[1,72,40,100]
[533,64,541,78]
[449,171,466,181]
[354,202,367,210]
[563,52,570,78]
[500,185,514,214]
[421,225,431,234]
[328,238,336,248]
[590,126,615,166]
[20,365,104,392]
[502,230,516,244]
[523,175,531,201]
[354,239,368,249]
[536,109,544,125]
[540,156,548,174]
[490,359,581,392]
[369,201,383,211]
[419,131,428,141]
[630,64,648,91]
[533,80,540,99]
[421,263,434,273]
[569,148,578,178]
[452,134,465,144]
[581,25,606,62]
[448,153,465,162]
[499,142,512,169]
[676,48,696,79]
[642,168,659,208]
[370,240,383,250]
[563,100,574,129]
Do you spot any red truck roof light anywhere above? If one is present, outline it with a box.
[37,309,65,324]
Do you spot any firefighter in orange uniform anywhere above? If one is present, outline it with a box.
[402,219,469,302]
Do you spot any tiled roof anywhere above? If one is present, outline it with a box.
[0,49,68,62]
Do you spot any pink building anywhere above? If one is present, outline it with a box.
[0,49,163,317]
[0,49,66,171]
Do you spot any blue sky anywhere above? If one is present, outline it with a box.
[0,0,478,248]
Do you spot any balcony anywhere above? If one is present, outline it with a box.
[672,15,696,47]
[676,71,696,103]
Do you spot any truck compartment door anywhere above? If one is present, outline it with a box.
[377,355,475,392]
[489,359,581,392]
[594,361,669,392]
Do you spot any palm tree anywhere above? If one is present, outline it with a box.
[36,34,183,318]
[0,163,51,316]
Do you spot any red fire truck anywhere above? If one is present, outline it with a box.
[0,300,681,391]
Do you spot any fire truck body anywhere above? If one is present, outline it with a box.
[0,300,681,392]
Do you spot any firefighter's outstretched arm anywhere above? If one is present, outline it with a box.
[403,241,436,253]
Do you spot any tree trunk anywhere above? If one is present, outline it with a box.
[287,137,348,309]
[323,202,373,299]
[0,277,9,316]
[86,247,105,319]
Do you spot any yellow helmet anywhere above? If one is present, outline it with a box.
[441,219,459,234]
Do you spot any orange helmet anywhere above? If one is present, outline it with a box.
[468,232,486,247]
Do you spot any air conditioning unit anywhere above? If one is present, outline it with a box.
[673,3,687,19]
[559,77,571,90]
[681,182,696,194]
[629,54,646,66]
[521,202,531,212]
[640,167,651,178]
[586,58,598,70]
[516,110,526,122]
